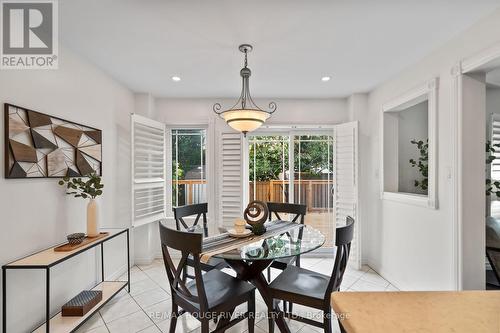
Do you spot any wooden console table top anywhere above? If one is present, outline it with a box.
[5,228,126,268]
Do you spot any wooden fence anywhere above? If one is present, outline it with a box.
[249,180,334,212]
[176,179,333,211]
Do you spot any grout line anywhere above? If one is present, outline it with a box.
[135,264,204,333]
[127,292,164,333]
[137,264,172,295]
[99,312,111,333]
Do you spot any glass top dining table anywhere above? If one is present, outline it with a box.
[211,223,326,261]
[199,221,326,333]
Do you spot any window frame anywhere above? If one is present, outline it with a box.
[166,124,210,218]
[380,78,438,209]
[247,128,335,207]
[246,127,336,253]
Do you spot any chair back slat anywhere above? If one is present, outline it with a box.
[487,248,500,284]
[159,223,209,310]
[325,216,355,298]
[173,203,208,236]
[267,202,307,224]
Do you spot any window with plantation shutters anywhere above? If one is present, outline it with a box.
[131,114,167,227]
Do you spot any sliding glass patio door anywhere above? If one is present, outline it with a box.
[293,134,335,248]
[248,132,335,248]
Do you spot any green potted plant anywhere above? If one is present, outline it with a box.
[409,139,429,193]
[59,172,104,237]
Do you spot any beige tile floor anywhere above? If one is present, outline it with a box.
[76,259,397,333]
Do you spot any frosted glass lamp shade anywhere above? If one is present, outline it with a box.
[222,109,271,134]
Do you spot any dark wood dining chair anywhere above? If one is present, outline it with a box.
[266,202,307,313]
[267,216,355,333]
[173,203,209,236]
[266,202,307,277]
[486,248,500,289]
[159,223,256,333]
[173,203,228,282]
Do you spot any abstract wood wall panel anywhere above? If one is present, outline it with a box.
[4,103,102,179]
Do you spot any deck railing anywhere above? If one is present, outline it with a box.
[174,179,207,205]
[249,180,333,212]
[175,179,333,211]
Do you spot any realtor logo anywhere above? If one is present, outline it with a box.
[1,0,58,69]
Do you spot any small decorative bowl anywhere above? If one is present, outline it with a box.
[67,233,85,245]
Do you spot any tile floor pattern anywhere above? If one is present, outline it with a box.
[76,258,398,333]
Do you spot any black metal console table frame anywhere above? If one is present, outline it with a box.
[2,228,130,333]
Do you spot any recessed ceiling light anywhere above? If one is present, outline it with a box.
[171,76,181,82]
[321,76,331,82]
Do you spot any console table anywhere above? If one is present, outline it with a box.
[2,228,130,333]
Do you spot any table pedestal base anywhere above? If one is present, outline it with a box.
[225,259,290,333]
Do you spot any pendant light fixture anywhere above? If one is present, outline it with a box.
[213,44,276,136]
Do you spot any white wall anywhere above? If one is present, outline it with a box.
[154,98,349,125]
[364,8,500,290]
[0,46,134,333]
[487,87,500,116]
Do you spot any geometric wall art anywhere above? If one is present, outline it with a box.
[4,103,102,178]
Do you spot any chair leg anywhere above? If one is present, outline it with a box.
[216,308,235,332]
[182,264,188,283]
[169,303,179,333]
[248,291,255,333]
[339,320,347,333]
[324,308,332,333]
[201,319,210,333]
[288,302,293,313]
[268,307,274,333]
[267,267,271,282]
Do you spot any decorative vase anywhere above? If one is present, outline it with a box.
[87,198,99,237]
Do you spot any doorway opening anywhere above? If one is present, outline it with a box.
[248,132,335,248]
[485,68,500,290]
[456,46,500,290]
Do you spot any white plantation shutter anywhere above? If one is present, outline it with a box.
[218,132,245,228]
[491,114,500,182]
[131,114,167,227]
[490,114,500,218]
[333,121,360,268]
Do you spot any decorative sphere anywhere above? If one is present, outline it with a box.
[244,200,268,235]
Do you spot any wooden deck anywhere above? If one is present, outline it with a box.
[304,211,335,248]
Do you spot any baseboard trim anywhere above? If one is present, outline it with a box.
[134,256,156,266]
[365,259,405,291]
[106,264,128,281]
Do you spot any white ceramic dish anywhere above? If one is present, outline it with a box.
[227,228,252,238]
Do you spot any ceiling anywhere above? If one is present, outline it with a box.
[60,0,500,98]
